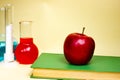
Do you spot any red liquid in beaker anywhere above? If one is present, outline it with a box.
[15,38,38,64]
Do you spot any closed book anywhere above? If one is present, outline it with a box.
[31,53,120,80]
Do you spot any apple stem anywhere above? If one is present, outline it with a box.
[82,27,85,34]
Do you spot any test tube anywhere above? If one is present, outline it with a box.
[4,4,14,63]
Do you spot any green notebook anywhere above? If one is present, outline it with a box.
[31,53,120,79]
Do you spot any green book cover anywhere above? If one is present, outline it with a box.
[31,53,120,72]
[31,53,120,80]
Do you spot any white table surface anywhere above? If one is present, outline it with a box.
[0,61,51,80]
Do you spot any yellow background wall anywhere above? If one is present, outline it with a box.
[0,0,120,56]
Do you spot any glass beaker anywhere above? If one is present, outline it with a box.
[0,5,17,62]
[15,21,38,64]
[0,7,5,61]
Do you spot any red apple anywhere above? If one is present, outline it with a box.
[63,27,95,65]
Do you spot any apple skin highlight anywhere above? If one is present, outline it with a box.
[64,33,95,65]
